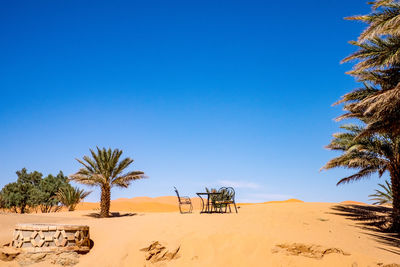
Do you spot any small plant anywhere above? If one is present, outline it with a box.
[205,187,234,209]
[369,180,393,205]
[56,186,91,211]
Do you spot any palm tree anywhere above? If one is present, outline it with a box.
[56,186,91,211]
[322,124,400,230]
[369,180,393,205]
[339,0,400,137]
[326,0,400,231]
[70,147,145,217]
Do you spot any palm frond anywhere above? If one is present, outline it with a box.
[369,180,393,204]
[112,171,146,188]
[56,186,91,211]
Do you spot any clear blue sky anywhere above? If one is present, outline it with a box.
[0,0,382,203]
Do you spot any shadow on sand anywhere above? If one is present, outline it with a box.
[329,204,400,255]
[84,212,138,218]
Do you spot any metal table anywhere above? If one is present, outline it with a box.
[196,192,222,213]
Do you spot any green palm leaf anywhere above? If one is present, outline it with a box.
[70,147,146,217]
[369,180,393,205]
[56,186,91,211]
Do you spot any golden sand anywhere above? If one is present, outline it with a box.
[0,200,398,266]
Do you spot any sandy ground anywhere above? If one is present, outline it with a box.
[73,196,204,213]
[0,201,399,267]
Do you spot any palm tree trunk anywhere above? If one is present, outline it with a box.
[391,171,400,232]
[100,186,111,218]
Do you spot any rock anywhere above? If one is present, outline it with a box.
[15,251,80,266]
[141,241,180,263]
[51,252,79,266]
[273,243,351,259]
[0,246,20,261]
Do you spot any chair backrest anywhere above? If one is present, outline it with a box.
[174,187,181,202]
[218,187,235,201]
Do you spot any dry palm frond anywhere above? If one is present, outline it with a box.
[322,124,393,185]
[346,0,400,41]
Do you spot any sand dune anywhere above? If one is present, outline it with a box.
[1,202,399,266]
[263,198,304,204]
[339,200,367,205]
[76,196,202,212]
[74,196,305,212]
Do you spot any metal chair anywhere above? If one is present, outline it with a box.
[217,187,238,213]
[174,187,193,214]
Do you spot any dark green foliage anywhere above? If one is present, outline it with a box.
[1,181,32,213]
[56,186,91,211]
[0,169,42,213]
[0,193,4,210]
[0,168,70,213]
[369,180,393,205]
[30,172,70,213]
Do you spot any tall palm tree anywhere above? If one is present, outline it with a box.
[70,147,145,217]
[56,186,91,211]
[326,0,400,231]
[322,124,400,230]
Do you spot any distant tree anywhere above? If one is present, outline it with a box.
[0,169,72,213]
[56,186,91,211]
[29,172,70,213]
[1,183,24,213]
[70,147,145,217]
[369,180,393,205]
[0,169,42,213]
[0,193,3,210]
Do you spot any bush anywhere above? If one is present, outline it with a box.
[0,168,70,213]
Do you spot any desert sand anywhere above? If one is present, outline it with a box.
[73,196,204,213]
[0,199,399,267]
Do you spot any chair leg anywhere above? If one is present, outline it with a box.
[179,204,183,214]
[234,202,238,213]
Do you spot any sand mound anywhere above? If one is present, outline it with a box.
[272,243,350,259]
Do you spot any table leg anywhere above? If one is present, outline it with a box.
[206,195,210,213]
